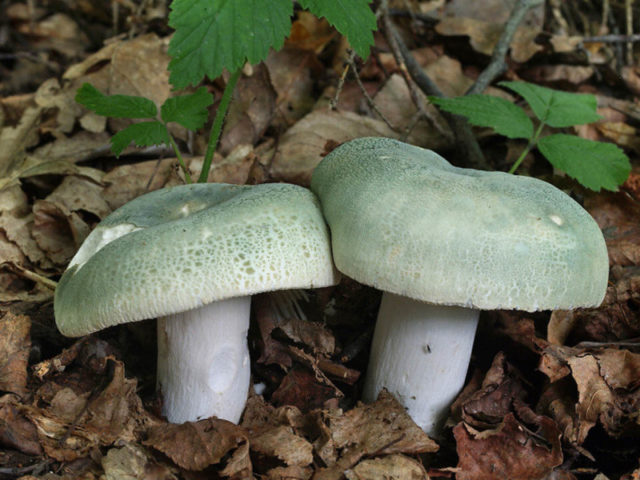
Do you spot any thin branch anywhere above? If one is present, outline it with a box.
[382,11,487,169]
[466,0,545,95]
[582,33,640,43]
[380,11,452,142]
[345,50,397,130]
[329,60,350,110]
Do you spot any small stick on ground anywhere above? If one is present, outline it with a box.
[467,0,545,95]
[344,49,397,131]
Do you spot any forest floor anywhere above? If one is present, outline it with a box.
[1,0,640,479]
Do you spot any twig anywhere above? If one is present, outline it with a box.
[344,49,397,130]
[380,8,454,143]
[0,460,51,476]
[382,13,487,168]
[582,33,640,43]
[329,60,350,110]
[466,0,545,95]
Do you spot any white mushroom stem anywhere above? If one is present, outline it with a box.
[362,292,479,435]
[156,296,251,424]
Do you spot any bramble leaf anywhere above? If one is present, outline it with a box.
[168,0,293,88]
[429,94,534,139]
[111,121,171,156]
[500,81,601,128]
[75,83,158,119]
[538,134,630,191]
[161,87,214,130]
[299,0,375,59]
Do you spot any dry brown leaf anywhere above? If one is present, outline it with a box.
[550,36,584,53]
[435,17,543,63]
[16,13,88,58]
[569,350,640,439]
[34,78,83,134]
[271,366,341,412]
[32,175,109,265]
[0,105,41,187]
[0,394,42,456]
[537,378,584,446]
[101,158,180,211]
[587,191,640,267]
[269,110,416,185]
[595,122,640,154]
[265,48,319,129]
[220,64,276,155]
[454,413,562,480]
[460,352,529,430]
[312,390,438,480]
[345,454,428,480]
[286,11,336,54]
[423,55,473,97]
[197,143,257,185]
[444,0,545,25]
[567,267,640,343]
[251,425,314,466]
[64,34,171,108]
[23,359,153,461]
[372,73,451,144]
[621,66,640,96]
[144,418,251,473]
[0,312,31,396]
[102,443,178,480]
[255,293,295,369]
[0,185,51,268]
[523,65,595,85]
[266,465,313,480]
[31,131,111,164]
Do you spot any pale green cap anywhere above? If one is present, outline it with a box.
[310,137,609,311]
[55,183,339,337]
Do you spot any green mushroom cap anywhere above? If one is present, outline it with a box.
[55,183,339,337]
[311,137,609,311]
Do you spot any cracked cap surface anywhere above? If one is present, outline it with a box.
[55,183,339,336]
[310,137,609,311]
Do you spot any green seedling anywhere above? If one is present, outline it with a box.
[76,0,377,182]
[430,81,631,191]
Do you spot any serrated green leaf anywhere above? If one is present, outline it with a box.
[430,94,533,139]
[161,87,214,130]
[538,134,630,191]
[500,81,601,128]
[110,121,170,156]
[168,0,293,88]
[299,0,375,59]
[75,83,158,119]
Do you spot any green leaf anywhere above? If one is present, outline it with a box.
[500,81,601,128]
[538,134,630,191]
[168,0,293,88]
[299,0,376,59]
[110,121,171,156]
[161,87,214,130]
[429,94,533,139]
[75,83,157,119]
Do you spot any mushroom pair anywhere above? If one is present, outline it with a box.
[310,137,608,434]
[55,137,609,433]
[55,183,339,424]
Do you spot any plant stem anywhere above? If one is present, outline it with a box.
[168,132,193,183]
[198,69,241,183]
[509,121,545,174]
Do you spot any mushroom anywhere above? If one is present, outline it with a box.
[55,182,339,424]
[310,137,608,434]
